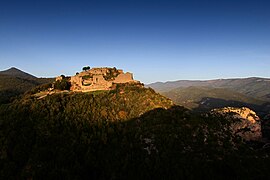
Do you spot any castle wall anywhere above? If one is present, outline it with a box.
[71,76,82,85]
[89,68,109,75]
[69,67,139,92]
[93,75,107,84]
[80,75,112,92]
[113,72,134,83]
[118,69,124,74]
[70,76,83,91]
[78,71,89,76]
[83,79,93,85]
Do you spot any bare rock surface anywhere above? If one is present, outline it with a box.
[211,107,261,141]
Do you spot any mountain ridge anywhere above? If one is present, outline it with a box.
[0,67,53,103]
[0,67,37,79]
[148,77,270,102]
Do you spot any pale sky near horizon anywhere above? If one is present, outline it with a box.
[0,0,269,83]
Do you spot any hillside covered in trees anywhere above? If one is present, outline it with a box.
[0,68,53,104]
[1,83,270,179]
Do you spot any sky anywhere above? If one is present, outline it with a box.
[0,0,269,83]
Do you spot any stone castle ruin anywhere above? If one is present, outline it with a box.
[57,67,139,92]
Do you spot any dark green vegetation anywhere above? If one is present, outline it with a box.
[104,67,120,80]
[54,78,71,90]
[82,66,90,71]
[1,83,270,179]
[82,75,92,79]
[0,68,53,104]
[148,77,270,101]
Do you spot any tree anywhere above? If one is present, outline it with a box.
[54,79,71,90]
[82,66,90,71]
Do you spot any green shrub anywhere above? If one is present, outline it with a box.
[54,79,71,90]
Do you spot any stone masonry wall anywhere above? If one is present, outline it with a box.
[113,72,134,83]
[68,67,138,92]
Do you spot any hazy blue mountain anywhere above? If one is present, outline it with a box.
[148,77,270,102]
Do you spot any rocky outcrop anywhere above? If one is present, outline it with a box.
[211,107,262,141]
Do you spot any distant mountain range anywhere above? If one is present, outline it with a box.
[148,78,270,116]
[0,67,53,103]
[148,77,270,102]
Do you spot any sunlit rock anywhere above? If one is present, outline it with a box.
[211,107,261,141]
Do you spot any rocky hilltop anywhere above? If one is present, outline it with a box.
[211,107,262,141]
[2,71,270,179]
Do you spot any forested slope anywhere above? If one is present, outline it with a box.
[0,84,270,179]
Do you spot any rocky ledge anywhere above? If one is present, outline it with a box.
[211,107,261,141]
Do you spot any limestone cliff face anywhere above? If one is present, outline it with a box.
[211,107,261,141]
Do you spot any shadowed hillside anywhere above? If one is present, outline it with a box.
[0,68,53,104]
[161,86,269,113]
[0,67,36,79]
[1,84,270,179]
